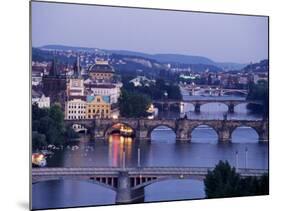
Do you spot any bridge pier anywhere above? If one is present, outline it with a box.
[176,137,191,143]
[228,103,235,113]
[115,171,144,204]
[218,129,231,142]
[258,130,269,142]
[176,128,191,143]
[195,103,201,113]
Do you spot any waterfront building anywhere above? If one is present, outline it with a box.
[32,90,50,108]
[86,95,111,119]
[65,96,87,120]
[86,84,119,104]
[88,60,114,83]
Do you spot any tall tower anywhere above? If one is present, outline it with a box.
[49,57,58,77]
[73,54,81,79]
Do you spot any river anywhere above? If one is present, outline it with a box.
[32,94,268,210]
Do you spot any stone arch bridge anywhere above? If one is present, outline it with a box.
[65,118,268,143]
[152,99,262,113]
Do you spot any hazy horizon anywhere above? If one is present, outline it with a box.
[32,2,268,64]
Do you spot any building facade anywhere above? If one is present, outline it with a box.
[87,84,119,104]
[32,90,50,108]
[88,60,114,83]
[65,97,87,120]
[68,78,84,97]
[86,95,111,119]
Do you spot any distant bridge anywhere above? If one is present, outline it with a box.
[152,99,262,113]
[32,167,268,204]
[64,118,269,143]
[180,85,249,97]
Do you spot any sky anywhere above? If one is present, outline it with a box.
[31,1,268,64]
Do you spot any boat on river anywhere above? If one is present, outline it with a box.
[32,153,47,167]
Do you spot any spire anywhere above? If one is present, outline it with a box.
[49,56,58,76]
[73,55,81,78]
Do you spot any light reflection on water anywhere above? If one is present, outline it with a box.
[32,98,268,209]
[33,126,268,209]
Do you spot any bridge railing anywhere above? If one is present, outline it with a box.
[32,166,268,174]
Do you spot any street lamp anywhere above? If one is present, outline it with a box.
[245,147,248,169]
[163,91,168,118]
[235,150,239,170]
[122,148,126,170]
[137,147,141,168]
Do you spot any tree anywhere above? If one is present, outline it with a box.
[118,89,151,118]
[32,131,47,150]
[32,103,68,150]
[247,81,269,116]
[204,161,269,198]
[204,161,241,198]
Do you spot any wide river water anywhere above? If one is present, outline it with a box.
[32,95,268,210]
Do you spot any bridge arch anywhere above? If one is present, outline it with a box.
[104,122,136,140]
[148,125,176,143]
[199,102,229,112]
[233,103,249,113]
[231,125,260,143]
[223,90,248,97]
[71,123,88,134]
[131,175,205,192]
[32,177,118,192]
[189,124,219,143]
[183,103,195,112]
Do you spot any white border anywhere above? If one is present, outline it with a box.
[0,0,280,211]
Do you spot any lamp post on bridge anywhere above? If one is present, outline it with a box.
[137,147,141,168]
[122,149,126,170]
[235,150,239,170]
[164,91,168,118]
[245,147,248,169]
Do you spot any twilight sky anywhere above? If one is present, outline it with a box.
[31,1,268,64]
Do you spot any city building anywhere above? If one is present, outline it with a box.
[65,96,87,120]
[86,95,111,119]
[42,57,66,105]
[32,90,50,108]
[32,72,43,86]
[68,79,84,97]
[129,76,155,87]
[67,56,85,97]
[238,75,249,85]
[86,84,119,104]
[254,73,268,84]
[88,60,114,83]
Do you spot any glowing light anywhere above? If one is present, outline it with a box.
[112,114,118,119]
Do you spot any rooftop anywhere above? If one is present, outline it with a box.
[88,63,114,73]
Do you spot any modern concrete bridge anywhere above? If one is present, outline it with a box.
[65,118,269,143]
[32,167,268,204]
